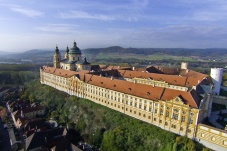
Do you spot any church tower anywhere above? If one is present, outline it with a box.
[53,45,61,68]
[64,46,69,59]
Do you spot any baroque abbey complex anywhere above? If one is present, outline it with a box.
[40,41,227,150]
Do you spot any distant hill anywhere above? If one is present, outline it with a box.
[2,47,227,59]
[0,51,15,56]
[5,49,53,59]
[83,46,227,57]
[1,47,227,64]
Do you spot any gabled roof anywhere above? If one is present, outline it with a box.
[26,128,67,150]
[83,74,200,108]
[23,118,46,132]
[146,66,180,75]
[118,70,188,86]
[118,69,210,87]
[41,66,78,78]
[13,105,45,117]
[51,139,82,151]
[161,89,200,108]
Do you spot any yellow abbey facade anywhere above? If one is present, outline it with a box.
[39,44,227,150]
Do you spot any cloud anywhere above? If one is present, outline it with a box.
[35,24,79,33]
[106,25,227,48]
[131,0,149,9]
[9,5,44,17]
[60,10,115,21]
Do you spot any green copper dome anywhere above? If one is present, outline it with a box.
[69,41,81,54]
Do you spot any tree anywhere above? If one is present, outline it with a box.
[29,94,35,103]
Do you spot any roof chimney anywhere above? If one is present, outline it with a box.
[181,62,188,70]
[132,67,135,70]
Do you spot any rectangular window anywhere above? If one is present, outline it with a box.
[160,110,163,116]
[181,116,185,122]
[171,124,176,129]
[172,113,178,120]
[189,118,193,124]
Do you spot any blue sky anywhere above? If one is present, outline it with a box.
[1,0,227,52]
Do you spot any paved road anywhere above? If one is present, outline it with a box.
[209,109,227,129]
[0,118,11,151]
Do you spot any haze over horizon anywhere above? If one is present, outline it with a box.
[1,0,227,52]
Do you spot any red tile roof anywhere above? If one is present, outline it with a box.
[41,66,78,78]
[84,74,200,108]
[41,67,202,108]
[118,70,188,86]
[118,69,210,87]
